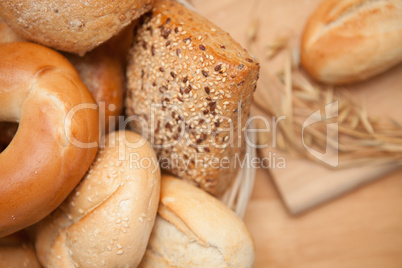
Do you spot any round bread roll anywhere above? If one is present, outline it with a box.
[35,130,161,268]
[139,175,255,268]
[301,0,402,85]
[0,42,99,237]
[125,0,260,195]
[0,231,41,268]
[0,0,152,55]
[64,23,135,133]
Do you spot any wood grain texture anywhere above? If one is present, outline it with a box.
[191,0,402,267]
[244,168,402,268]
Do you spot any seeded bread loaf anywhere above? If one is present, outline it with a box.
[125,0,260,195]
[301,0,402,84]
[139,175,255,268]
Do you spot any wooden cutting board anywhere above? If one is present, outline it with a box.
[192,0,402,214]
[257,59,402,214]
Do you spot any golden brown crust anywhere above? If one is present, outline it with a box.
[301,0,402,84]
[0,20,132,135]
[64,23,135,133]
[139,175,255,268]
[0,0,152,55]
[35,131,160,268]
[0,42,99,237]
[125,0,259,195]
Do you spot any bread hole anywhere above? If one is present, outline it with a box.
[0,122,18,153]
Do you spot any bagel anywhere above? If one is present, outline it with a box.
[0,42,99,237]
[0,0,153,55]
[0,20,132,138]
[35,130,160,268]
[125,0,260,195]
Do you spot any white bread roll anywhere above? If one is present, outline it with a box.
[139,175,255,268]
[301,0,402,84]
[34,131,161,268]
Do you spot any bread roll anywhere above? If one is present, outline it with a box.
[0,231,41,268]
[35,130,160,268]
[64,23,135,133]
[301,0,402,84]
[139,175,255,268]
[125,0,260,195]
[0,0,152,55]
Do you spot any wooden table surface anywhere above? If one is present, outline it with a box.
[244,168,402,268]
[191,0,402,267]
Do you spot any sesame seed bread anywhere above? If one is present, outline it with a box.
[139,175,255,268]
[0,0,153,55]
[125,0,260,195]
[301,0,402,85]
[34,131,161,268]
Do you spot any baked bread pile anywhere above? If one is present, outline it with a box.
[0,0,257,267]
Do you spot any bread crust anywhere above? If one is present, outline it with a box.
[0,231,41,268]
[35,131,160,268]
[139,175,255,268]
[125,0,259,195]
[0,21,132,136]
[0,42,99,237]
[64,23,134,133]
[0,0,152,55]
[301,0,402,84]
